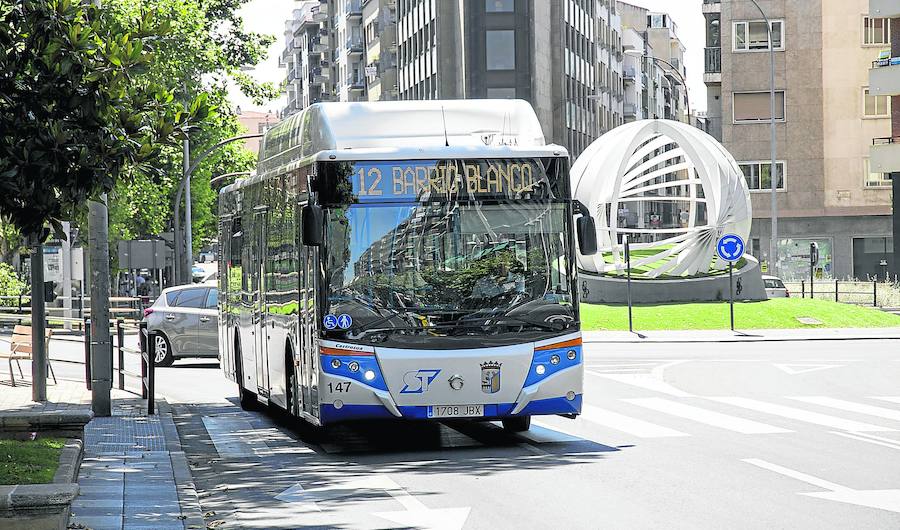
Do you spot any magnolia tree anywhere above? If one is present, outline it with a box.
[0,0,211,238]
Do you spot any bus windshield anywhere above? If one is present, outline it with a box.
[323,201,576,347]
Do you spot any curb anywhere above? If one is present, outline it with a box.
[159,408,205,530]
[52,439,83,485]
[0,411,93,437]
[584,331,900,344]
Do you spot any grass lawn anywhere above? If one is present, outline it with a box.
[580,298,900,331]
[0,437,65,485]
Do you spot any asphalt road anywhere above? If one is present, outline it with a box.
[42,336,900,529]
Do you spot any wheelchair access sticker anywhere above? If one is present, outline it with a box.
[323,314,338,330]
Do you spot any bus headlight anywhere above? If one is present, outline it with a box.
[330,359,342,369]
[550,354,560,365]
[535,365,546,375]
[567,350,577,360]
[348,361,360,373]
[364,370,375,381]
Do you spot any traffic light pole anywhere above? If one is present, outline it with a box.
[30,239,47,402]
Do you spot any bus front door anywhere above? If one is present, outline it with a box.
[254,209,270,398]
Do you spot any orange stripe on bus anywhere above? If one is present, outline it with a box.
[319,347,374,357]
[535,337,582,351]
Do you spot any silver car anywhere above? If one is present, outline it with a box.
[142,284,219,366]
[762,275,790,298]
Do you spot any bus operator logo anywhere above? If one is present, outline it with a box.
[481,361,502,394]
[400,369,441,394]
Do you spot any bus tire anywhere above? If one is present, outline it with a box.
[502,416,531,432]
[234,336,258,411]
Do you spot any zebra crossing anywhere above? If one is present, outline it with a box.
[533,395,900,444]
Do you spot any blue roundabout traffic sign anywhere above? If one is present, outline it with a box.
[716,234,745,263]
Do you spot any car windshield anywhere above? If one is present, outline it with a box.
[764,279,785,288]
[323,201,575,347]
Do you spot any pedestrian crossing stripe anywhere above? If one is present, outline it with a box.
[579,404,689,438]
[709,397,897,432]
[789,397,900,422]
[624,398,791,434]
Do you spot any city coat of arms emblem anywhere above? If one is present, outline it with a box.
[481,361,502,394]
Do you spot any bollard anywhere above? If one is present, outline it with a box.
[83,318,92,390]
[874,279,878,307]
[117,319,125,391]
[17,294,22,314]
[801,280,806,299]
[835,279,839,303]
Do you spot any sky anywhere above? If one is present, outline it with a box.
[231,0,706,114]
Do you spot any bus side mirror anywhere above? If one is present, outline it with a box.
[301,205,323,247]
[576,216,598,256]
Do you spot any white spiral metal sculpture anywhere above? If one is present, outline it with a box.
[571,119,752,278]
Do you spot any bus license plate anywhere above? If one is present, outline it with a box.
[428,404,484,418]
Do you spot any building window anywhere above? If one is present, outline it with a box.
[486,30,515,70]
[485,0,514,12]
[864,159,893,188]
[487,87,515,98]
[863,16,891,46]
[733,20,784,51]
[863,88,890,118]
[733,91,785,123]
[739,161,785,191]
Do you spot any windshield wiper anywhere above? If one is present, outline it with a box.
[493,316,574,331]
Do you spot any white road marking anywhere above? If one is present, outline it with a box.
[624,398,791,434]
[789,397,900,422]
[873,397,900,405]
[277,475,472,529]
[202,416,272,458]
[587,371,693,397]
[829,431,900,451]
[774,363,843,375]
[710,397,897,432]
[578,404,689,438]
[743,458,900,514]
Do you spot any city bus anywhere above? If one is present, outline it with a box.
[217,100,597,432]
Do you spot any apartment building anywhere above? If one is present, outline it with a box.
[618,3,689,124]
[280,0,684,159]
[703,0,895,279]
[868,0,900,278]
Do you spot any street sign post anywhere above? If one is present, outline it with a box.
[809,242,819,299]
[716,234,746,332]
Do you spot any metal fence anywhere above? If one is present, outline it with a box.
[0,294,145,323]
[783,280,881,307]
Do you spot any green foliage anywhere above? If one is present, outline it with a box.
[0,262,26,298]
[101,0,274,254]
[0,0,212,238]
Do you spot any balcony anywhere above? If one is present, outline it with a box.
[870,0,900,18]
[702,0,720,13]
[345,0,362,18]
[623,68,636,83]
[871,137,900,173]
[346,75,365,91]
[869,58,900,97]
[346,37,364,55]
[311,67,330,85]
[704,47,721,84]
[310,36,328,54]
[311,3,328,22]
[624,103,638,117]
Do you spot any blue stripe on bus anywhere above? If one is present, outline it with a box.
[319,395,582,423]
[320,354,389,391]
[523,345,582,387]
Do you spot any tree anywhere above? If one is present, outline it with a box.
[102,0,276,256]
[0,0,211,239]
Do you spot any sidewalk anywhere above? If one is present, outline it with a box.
[584,326,900,343]
[0,380,203,530]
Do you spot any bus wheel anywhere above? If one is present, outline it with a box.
[234,339,258,411]
[502,416,531,432]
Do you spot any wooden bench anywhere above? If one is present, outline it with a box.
[0,325,56,387]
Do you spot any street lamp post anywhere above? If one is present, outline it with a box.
[173,133,262,283]
[747,0,779,277]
